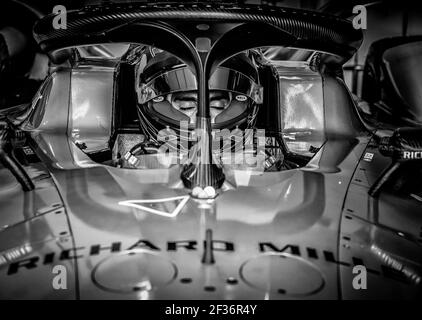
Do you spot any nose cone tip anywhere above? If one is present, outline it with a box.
[192,186,217,199]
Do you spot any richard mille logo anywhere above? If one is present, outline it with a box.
[403,151,422,160]
[1,239,417,286]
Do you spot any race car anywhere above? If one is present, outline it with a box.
[0,1,421,299]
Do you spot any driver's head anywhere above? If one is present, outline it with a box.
[134,46,263,131]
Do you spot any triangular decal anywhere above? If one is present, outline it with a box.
[118,195,190,218]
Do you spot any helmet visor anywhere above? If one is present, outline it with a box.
[137,66,263,105]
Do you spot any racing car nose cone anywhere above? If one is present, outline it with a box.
[92,250,177,293]
[240,253,325,297]
[192,186,217,199]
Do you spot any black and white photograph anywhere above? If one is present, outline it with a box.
[0,0,421,307]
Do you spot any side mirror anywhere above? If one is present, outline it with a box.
[369,127,422,197]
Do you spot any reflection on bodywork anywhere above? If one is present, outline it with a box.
[0,243,32,266]
[276,65,325,157]
[70,69,115,152]
[371,244,421,285]
[118,195,190,218]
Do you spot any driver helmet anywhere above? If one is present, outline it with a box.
[134,46,263,133]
